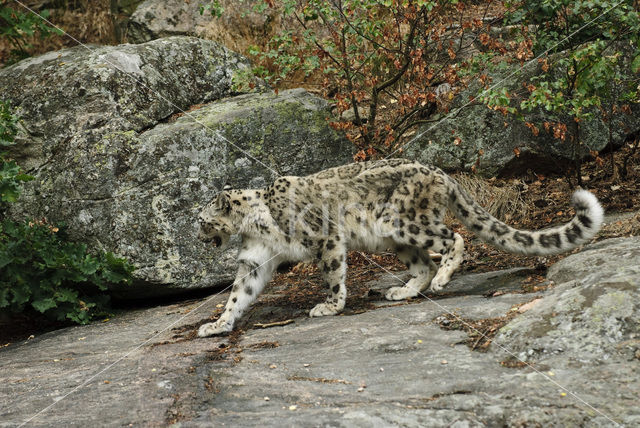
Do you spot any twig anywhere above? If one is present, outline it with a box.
[288,375,351,384]
[254,319,295,329]
[471,332,486,350]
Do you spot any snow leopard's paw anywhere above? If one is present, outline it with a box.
[197,320,232,337]
[309,302,341,317]
[385,286,419,301]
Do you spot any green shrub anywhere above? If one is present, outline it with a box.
[0,4,62,64]
[0,99,134,324]
[0,101,32,203]
[0,219,134,324]
[481,0,640,184]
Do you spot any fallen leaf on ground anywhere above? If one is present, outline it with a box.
[518,298,542,313]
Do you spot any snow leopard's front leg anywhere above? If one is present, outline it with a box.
[198,243,279,337]
[310,237,347,317]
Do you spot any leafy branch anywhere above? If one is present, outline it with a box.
[222,0,504,160]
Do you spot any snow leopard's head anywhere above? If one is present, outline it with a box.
[198,191,236,248]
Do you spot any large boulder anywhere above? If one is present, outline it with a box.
[406,53,640,177]
[127,0,283,53]
[0,36,251,170]
[495,237,640,363]
[0,39,352,298]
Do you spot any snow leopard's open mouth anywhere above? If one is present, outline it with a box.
[200,235,222,247]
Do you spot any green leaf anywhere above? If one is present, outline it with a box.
[632,54,640,73]
[0,250,12,269]
[79,255,99,275]
[10,283,31,306]
[32,297,57,313]
[55,288,79,303]
[0,287,9,307]
[15,173,34,182]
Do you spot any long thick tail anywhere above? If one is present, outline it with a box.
[447,178,604,256]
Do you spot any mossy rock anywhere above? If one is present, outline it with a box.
[0,36,251,170]
[1,38,352,297]
[406,49,640,177]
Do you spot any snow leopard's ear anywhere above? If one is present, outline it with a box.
[215,191,231,212]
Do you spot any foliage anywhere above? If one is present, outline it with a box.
[481,0,640,183]
[211,0,506,160]
[0,219,134,324]
[0,97,17,145]
[0,100,134,324]
[201,0,639,182]
[505,0,640,56]
[200,0,224,18]
[0,2,63,64]
[0,100,32,203]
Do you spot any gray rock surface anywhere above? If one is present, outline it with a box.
[128,0,283,53]
[406,55,640,177]
[495,237,640,363]
[367,267,539,297]
[127,0,209,43]
[8,88,351,298]
[0,36,250,170]
[1,237,638,427]
[0,38,352,297]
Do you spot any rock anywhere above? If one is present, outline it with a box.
[495,237,640,363]
[2,247,638,426]
[0,39,352,298]
[406,51,640,177]
[8,88,351,298]
[127,0,283,53]
[0,36,251,170]
[436,267,538,296]
[367,267,537,297]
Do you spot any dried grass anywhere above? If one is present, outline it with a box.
[1,0,116,67]
[54,0,116,44]
[448,174,529,224]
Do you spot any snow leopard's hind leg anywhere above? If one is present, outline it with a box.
[385,245,438,301]
[429,231,464,291]
[387,220,464,296]
[310,237,347,317]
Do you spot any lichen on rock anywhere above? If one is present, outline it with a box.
[495,237,640,363]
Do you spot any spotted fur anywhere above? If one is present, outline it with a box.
[197,159,603,337]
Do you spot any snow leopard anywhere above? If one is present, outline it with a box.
[197,159,603,337]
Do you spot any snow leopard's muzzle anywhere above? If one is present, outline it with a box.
[197,222,230,248]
